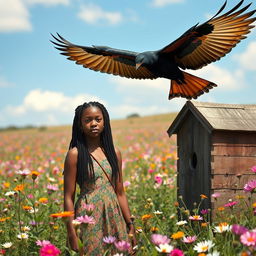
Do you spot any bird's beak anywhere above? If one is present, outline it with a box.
[136,63,142,70]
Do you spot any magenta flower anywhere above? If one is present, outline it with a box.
[231,224,248,235]
[75,215,95,225]
[200,209,209,215]
[39,243,61,256]
[243,180,256,193]
[240,231,256,247]
[114,240,131,252]
[182,236,197,244]
[155,176,163,185]
[36,240,51,247]
[151,234,170,246]
[103,236,116,244]
[251,166,256,173]
[170,248,184,256]
[224,201,238,207]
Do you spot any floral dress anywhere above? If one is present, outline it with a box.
[75,158,129,255]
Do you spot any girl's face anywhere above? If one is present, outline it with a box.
[81,106,104,138]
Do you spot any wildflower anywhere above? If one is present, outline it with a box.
[114,240,130,252]
[170,248,184,256]
[176,220,187,226]
[81,202,95,213]
[150,227,159,232]
[155,243,174,253]
[1,242,12,248]
[3,182,10,189]
[141,214,152,221]
[200,194,208,199]
[14,184,24,192]
[0,249,6,255]
[39,243,61,256]
[151,234,170,246]
[39,198,48,204]
[244,180,256,193]
[50,211,74,218]
[211,193,221,199]
[21,226,31,232]
[252,202,256,208]
[171,231,184,240]
[47,184,59,192]
[201,209,209,215]
[17,233,29,240]
[154,210,163,215]
[75,215,95,224]
[0,217,11,222]
[240,231,256,247]
[154,175,163,185]
[183,236,197,244]
[23,205,33,211]
[231,224,248,235]
[189,215,203,221]
[194,240,214,253]
[29,208,39,214]
[224,201,238,207]
[213,223,231,233]
[31,171,40,180]
[123,181,131,187]
[217,207,225,211]
[72,219,81,227]
[251,166,256,173]
[16,169,30,176]
[201,222,208,227]
[103,236,116,244]
[36,240,51,247]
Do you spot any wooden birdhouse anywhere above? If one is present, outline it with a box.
[167,101,256,218]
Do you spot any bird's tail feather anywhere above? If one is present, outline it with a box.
[169,72,217,100]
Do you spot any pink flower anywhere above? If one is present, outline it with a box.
[36,240,51,247]
[224,201,238,207]
[81,202,95,213]
[39,243,61,256]
[170,248,184,256]
[114,240,131,252]
[103,236,116,244]
[46,184,59,191]
[75,215,95,224]
[151,234,170,246]
[240,231,256,247]
[182,236,197,244]
[211,192,221,198]
[148,169,155,174]
[251,166,256,173]
[189,215,203,221]
[244,180,256,193]
[231,224,248,235]
[123,181,131,187]
[16,169,31,176]
[200,209,209,215]
[154,176,163,185]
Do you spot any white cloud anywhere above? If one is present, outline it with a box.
[151,0,184,7]
[190,64,246,91]
[24,0,69,6]
[78,3,123,25]
[0,0,31,32]
[237,41,256,71]
[1,89,105,126]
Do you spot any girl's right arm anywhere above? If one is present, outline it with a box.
[64,147,78,252]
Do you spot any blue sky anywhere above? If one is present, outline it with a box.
[0,0,255,127]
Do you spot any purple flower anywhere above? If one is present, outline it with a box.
[114,240,131,252]
[244,180,256,193]
[231,224,248,235]
[151,234,170,246]
[103,236,116,244]
[200,209,209,215]
[75,215,95,224]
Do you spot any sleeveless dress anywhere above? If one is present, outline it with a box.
[75,158,129,255]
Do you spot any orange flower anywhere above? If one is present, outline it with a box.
[23,205,33,211]
[50,211,74,218]
[150,227,159,232]
[3,182,10,189]
[201,222,208,227]
[219,222,228,227]
[0,217,11,222]
[252,202,256,208]
[39,197,48,204]
[198,254,207,256]
[171,231,184,239]
[31,171,40,180]
[174,201,179,207]
[217,207,225,211]
[141,214,152,221]
[200,194,208,199]
[14,184,24,192]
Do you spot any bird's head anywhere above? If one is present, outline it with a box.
[135,52,157,70]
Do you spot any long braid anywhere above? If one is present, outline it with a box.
[68,102,119,188]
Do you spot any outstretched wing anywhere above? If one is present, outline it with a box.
[51,34,157,79]
[160,0,256,70]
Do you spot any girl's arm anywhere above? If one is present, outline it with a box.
[64,147,78,251]
[115,148,136,245]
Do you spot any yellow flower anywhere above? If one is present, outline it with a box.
[53,225,59,230]
[252,202,256,208]
[141,214,152,221]
[3,182,10,189]
[171,231,184,239]
[39,197,48,204]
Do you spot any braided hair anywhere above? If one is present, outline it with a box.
[69,102,119,188]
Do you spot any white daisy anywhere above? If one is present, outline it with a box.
[194,240,215,253]
[4,191,16,197]
[17,233,29,240]
[21,226,31,232]
[155,243,174,253]
[176,220,188,226]
[213,223,231,233]
[1,242,12,248]
[154,210,163,215]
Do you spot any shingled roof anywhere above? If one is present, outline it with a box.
[167,101,256,136]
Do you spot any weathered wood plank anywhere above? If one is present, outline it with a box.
[211,145,256,157]
[212,131,256,144]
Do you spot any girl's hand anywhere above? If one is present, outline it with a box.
[68,234,79,252]
[128,225,137,255]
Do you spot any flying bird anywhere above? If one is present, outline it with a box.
[51,0,255,100]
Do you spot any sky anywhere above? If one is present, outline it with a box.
[0,0,255,127]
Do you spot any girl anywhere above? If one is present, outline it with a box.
[64,101,136,255]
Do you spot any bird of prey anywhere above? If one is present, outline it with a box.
[51,0,255,100]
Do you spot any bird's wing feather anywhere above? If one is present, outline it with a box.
[51,33,157,79]
[160,0,256,70]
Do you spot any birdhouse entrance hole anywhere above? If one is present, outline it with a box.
[189,152,197,170]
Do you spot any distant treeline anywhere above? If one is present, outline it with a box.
[0,125,47,132]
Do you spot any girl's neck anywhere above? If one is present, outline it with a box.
[86,138,102,153]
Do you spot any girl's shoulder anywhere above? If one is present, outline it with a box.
[65,147,78,164]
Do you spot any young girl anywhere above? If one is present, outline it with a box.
[64,101,136,255]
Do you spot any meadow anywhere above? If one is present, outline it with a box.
[0,113,255,256]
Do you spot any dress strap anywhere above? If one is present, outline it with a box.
[90,153,116,192]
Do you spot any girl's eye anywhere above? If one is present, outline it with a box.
[96,118,102,122]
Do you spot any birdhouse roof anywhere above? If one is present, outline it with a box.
[167,101,256,136]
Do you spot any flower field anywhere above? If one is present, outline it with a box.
[0,113,256,256]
